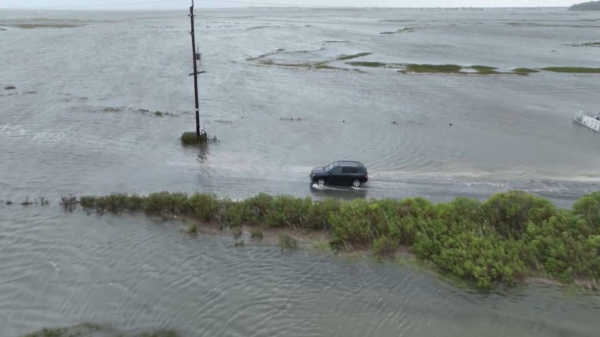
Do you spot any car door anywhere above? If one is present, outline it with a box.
[328,166,343,184]
[341,166,359,185]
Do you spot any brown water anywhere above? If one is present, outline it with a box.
[1,7,600,337]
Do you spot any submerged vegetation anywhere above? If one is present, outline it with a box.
[180,132,207,145]
[564,42,600,47]
[11,24,82,29]
[77,190,600,289]
[347,61,403,68]
[380,27,415,34]
[22,323,179,337]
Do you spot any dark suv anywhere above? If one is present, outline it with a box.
[310,161,368,187]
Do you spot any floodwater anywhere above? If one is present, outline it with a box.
[1,7,600,336]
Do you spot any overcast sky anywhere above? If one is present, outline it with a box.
[0,0,582,10]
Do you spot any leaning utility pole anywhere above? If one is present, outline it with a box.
[189,0,203,139]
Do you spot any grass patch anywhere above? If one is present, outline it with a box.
[181,132,207,145]
[513,68,540,75]
[470,65,500,74]
[336,52,372,61]
[542,67,600,73]
[279,233,298,251]
[373,236,398,256]
[250,228,264,239]
[404,64,463,73]
[76,190,600,290]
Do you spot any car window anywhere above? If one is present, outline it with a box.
[342,167,359,174]
[330,167,342,174]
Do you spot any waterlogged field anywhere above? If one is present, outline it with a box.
[2,7,600,337]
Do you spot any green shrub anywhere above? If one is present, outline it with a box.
[219,198,245,226]
[305,198,341,230]
[188,194,219,222]
[573,191,600,228]
[265,196,311,228]
[524,211,600,282]
[484,191,557,239]
[243,193,274,225]
[144,192,189,215]
[373,236,398,256]
[329,199,374,247]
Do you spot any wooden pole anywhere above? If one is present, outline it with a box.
[189,0,200,139]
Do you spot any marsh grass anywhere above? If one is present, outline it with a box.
[542,67,600,73]
[347,61,403,68]
[404,64,463,73]
[470,65,500,74]
[60,195,77,212]
[250,228,264,239]
[77,190,600,289]
[279,233,299,251]
[513,68,540,75]
[336,52,372,61]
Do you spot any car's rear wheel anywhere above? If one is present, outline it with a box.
[352,179,361,188]
[317,178,326,186]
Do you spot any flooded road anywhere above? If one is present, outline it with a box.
[1,7,600,336]
[2,8,600,204]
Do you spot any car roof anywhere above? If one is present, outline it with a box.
[335,161,365,167]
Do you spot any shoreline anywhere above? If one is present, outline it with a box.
[182,218,600,292]
[74,190,600,292]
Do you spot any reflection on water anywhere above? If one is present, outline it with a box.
[309,183,369,200]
